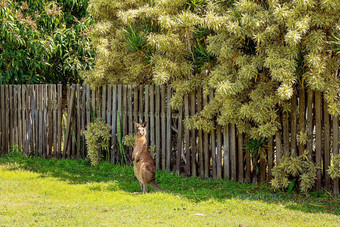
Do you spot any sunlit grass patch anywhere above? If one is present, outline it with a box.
[0,152,339,226]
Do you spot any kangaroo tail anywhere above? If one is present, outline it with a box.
[149,181,165,191]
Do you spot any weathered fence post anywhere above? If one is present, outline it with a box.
[24,87,36,157]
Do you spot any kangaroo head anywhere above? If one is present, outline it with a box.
[134,122,148,136]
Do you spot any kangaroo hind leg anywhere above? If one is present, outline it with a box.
[142,183,148,193]
[139,181,143,191]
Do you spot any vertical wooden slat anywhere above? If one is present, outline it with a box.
[291,92,297,155]
[34,85,38,153]
[28,86,32,153]
[324,98,331,191]
[65,85,70,158]
[133,86,138,124]
[102,85,107,120]
[4,85,10,152]
[13,85,18,146]
[106,85,112,159]
[86,84,91,124]
[76,84,81,159]
[209,91,216,179]
[9,85,13,148]
[81,85,86,158]
[245,134,251,183]
[22,86,27,150]
[71,86,76,158]
[197,88,203,177]
[123,85,128,159]
[91,86,96,120]
[27,86,33,153]
[223,125,230,179]
[259,137,266,183]
[145,85,149,143]
[298,87,306,155]
[41,84,49,157]
[18,86,22,147]
[283,110,289,155]
[95,87,100,119]
[139,86,144,123]
[43,85,47,156]
[184,94,190,176]
[85,85,90,158]
[0,85,7,154]
[216,125,222,179]
[203,93,209,178]
[0,86,2,153]
[230,124,237,180]
[100,85,106,158]
[100,85,106,160]
[117,84,122,125]
[332,115,339,195]
[57,84,62,158]
[123,86,127,139]
[190,92,197,177]
[111,85,117,163]
[161,85,166,171]
[166,87,171,171]
[315,90,322,190]
[150,85,155,147]
[275,114,282,164]
[39,85,43,156]
[45,85,49,156]
[238,131,244,182]
[107,85,112,126]
[48,85,53,157]
[0,86,4,153]
[155,86,161,170]
[18,85,22,147]
[176,105,183,175]
[52,85,57,157]
[105,85,112,125]
[23,86,27,152]
[306,88,313,159]
[267,136,274,182]
[64,85,75,158]
[211,126,216,180]
[128,86,133,157]
[5,86,9,150]
[3,86,6,152]
[117,85,123,162]
[23,86,35,156]
[42,84,47,156]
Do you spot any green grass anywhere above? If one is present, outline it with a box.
[0,152,339,226]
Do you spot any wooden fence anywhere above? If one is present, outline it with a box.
[0,84,339,193]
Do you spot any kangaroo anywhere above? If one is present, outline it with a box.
[132,122,164,193]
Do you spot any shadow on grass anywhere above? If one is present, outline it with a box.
[1,152,339,216]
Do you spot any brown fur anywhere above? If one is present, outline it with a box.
[132,122,164,193]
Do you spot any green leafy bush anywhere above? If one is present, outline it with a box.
[271,151,319,193]
[327,154,340,179]
[83,118,111,166]
[0,0,95,84]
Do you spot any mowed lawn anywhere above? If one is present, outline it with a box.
[0,152,339,226]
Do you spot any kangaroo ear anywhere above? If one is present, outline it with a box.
[134,122,140,127]
[143,121,148,127]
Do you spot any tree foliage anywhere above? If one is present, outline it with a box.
[0,0,95,84]
[86,0,340,138]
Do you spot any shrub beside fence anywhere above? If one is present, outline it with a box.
[0,84,339,193]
